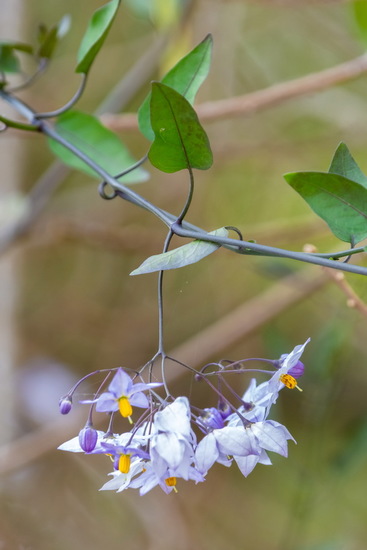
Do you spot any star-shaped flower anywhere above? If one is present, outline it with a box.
[94,368,162,421]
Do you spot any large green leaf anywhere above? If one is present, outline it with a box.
[328,142,367,189]
[0,42,33,73]
[148,83,213,173]
[130,227,228,275]
[48,110,148,184]
[76,0,120,74]
[138,34,212,141]
[284,171,367,244]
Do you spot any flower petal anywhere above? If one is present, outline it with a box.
[108,368,132,397]
[251,421,293,456]
[129,391,149,408]
[152,432,185,470]
[95,392,118,412]
[195,432,219,474]
[214,427,259,457]
[154,397,191,437]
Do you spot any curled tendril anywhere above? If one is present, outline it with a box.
[98,181,118,200]
[197,362,223,377]
[225,225,243,241]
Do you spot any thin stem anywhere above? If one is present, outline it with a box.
[157,166,196,389]
[170,222,367,276]
[200,357,275,374]
[0,113,39,132]
[157,232,174,353]
[64,368,113,399]
[86,372,111,426]
[157,231,175,396]
[99,154,148,199]
[176,165,195,224]
[7,58,48,93]
[315,246,365,260]
[217,374,247,407]
[34,74,88,119]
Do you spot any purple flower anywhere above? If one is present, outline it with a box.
[95,368,162,421]
[127,461,204,495]
[195,425,259,475]
[150,397,197,480]
[99,441,150,473]
[197,408,225,431]
[228,415,296,476]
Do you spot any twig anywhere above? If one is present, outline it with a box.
[101,52,367,131]
[304,243,367,319]
[324,269,367,318]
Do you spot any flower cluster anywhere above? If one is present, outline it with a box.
[58,340,308,495]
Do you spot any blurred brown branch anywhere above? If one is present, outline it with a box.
[101,52,367,131]
[324,269,367,317]
[304,244,367,319]
[24,218,164,254]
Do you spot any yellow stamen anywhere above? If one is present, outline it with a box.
[165,477,178,492]
[118,454,131,474]
[118,396,133,418]
[279,373,302,391]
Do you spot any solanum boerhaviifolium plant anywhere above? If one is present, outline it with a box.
[1,0,367,495]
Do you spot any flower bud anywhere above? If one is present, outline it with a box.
[79,425,98,453]
[288,360,304,379]
[199,408,225,430]
[59,395,72,415]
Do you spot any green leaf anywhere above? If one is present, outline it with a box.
[37,16,71,60]
[130,227,228,275]
[48,110,149,184]
[284,171,367,244]
[0,42,33,73]
[148,83,213,173]
[76,0,120,74]
[351,1,367,47]
[328,142,367,189]
[138,34,213,141]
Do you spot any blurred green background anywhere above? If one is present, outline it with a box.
[1,0,367,549]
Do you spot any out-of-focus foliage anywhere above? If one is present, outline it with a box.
[0,41,33,73]
[76,0,121,73]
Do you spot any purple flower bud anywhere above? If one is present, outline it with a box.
[59,395,72,415]
[199,408,225,430]
[288,360,304,379]
[79,425,98,453]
